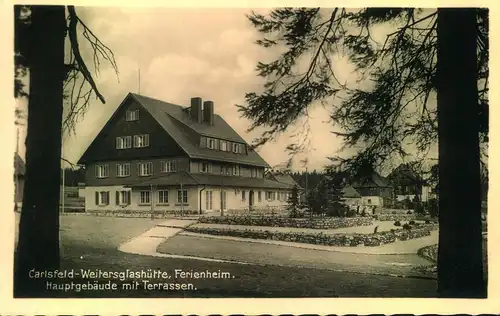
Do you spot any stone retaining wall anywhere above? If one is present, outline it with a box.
[198,215,373,229]
[65,209,199,218]
[186,224,439,247]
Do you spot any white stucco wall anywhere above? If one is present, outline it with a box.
[83,185,291,213]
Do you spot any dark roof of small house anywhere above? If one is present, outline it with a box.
[352,171,392,188]
[342,185,361,198]
[387,163,424,185]
[126,171,292,189]
[266,172,303,189]
[129,93,270,167]
[14,153,25,176]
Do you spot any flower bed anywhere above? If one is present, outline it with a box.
[74,209,199,218]
[417,244,438,263]
[186,224,439,247]
[198,215,373,229]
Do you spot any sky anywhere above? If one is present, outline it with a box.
[14,7,436,172]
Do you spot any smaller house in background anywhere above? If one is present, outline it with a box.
[342,185,361,207]
[14,152,25,209]
[350,171,393,207]
[265,171,303,202]
[387,163,431,202]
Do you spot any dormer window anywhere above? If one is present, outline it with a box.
[220,140,228,151]
[126,109,139,121]
[207,138,215,149]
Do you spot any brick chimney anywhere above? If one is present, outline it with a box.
[203,101,214,125]
[190,97,203,123]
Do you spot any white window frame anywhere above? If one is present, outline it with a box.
[160,160,177,173]
[97,191,109,206]
[200,162,211,173]
[158,190,169,204]
[138,162,153,176]
[95,164,109,178]
[220,140,227,151]
[118,190,130,206]
[139,190,151,205]
[116,163,131,177]
[205,190,213,210]
[232,143,239,153]
[177,190,188,204]
[134,134,150,148]
[207,138,215,149]
[126,109,139,121]
[233,165,240,176]
[116,136,132,149]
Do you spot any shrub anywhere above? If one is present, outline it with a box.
[392,211,397,214]
[425,220,431,224]
[373,215,379,220]
[407,210,413,215]
[403,223,412,230]
[409,220,416,225]
[394,220,401,227]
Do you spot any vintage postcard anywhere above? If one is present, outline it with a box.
[2,0,499,314]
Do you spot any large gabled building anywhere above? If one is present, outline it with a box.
[77,93,295,214]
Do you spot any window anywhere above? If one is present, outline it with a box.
[221,165,231,176]
[160,160,177,173]
[134,134,150,148]
[140,191,150,205]
[251,168,257,178]
[367,199,372,204]
[205,191,213,210]
[200,162,211,173]
[232,165,240,176]
[177,190,188,204]
[220,140,227,151]
[138,162,153,176]
[95,191,110,205]
[116,136,132,149]
[266,191,275,201]
[158,190,169,204]
[207,138,215,149]
[116,163,131,177]
[242,190,246,201]
[258,191,262,202]
[116,191,130,206]
[126,109,139,121]
[232,143,240,153]
[95,164,109,178]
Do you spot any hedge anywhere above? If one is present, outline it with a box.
[198,215,373,229]
[186,224,439,247]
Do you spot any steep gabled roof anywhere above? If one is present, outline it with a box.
[352,171,392,188]
[266,171,302,189]
[78,93,270,167]
[342,185,361,198]
[387,163,424,185]
[14,153,25,176]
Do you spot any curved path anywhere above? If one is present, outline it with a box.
[118,219,436,279]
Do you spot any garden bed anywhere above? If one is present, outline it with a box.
[198,215,373,229]
[375,214,435,222]
[185,223,439,247]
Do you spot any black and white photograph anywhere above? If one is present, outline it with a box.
[8,3,493,309]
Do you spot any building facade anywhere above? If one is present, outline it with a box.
[78,93,294,214]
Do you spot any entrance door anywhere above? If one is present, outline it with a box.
[249,190,254,210]
[220,190,227,211]
[205,190,213,211]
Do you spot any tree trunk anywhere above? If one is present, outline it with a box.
[14,5,66,297]
[436,8,485,298]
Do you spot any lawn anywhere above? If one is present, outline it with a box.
[14,214,439,298]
